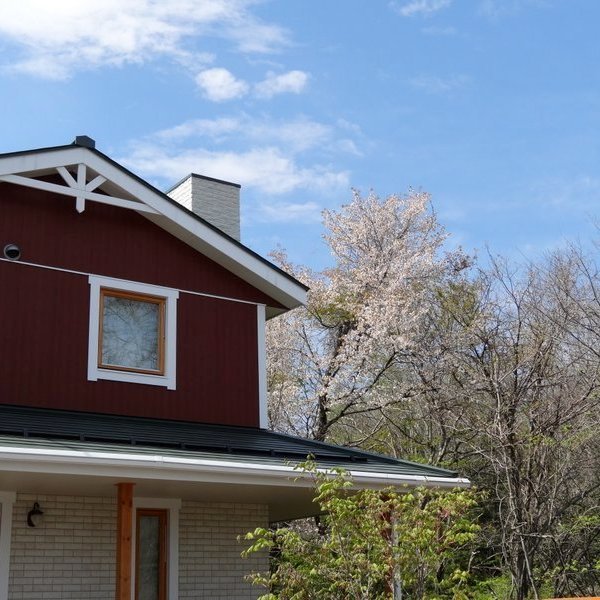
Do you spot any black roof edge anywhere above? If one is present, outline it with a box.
[0,143,309,294]
[0,404,460,478]
[266,429,459,477]
[166,172,241,192]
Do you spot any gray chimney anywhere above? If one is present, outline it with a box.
[167,174,241,241]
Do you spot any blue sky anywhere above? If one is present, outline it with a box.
[1,0,599,269]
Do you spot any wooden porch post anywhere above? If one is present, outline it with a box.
[116,482,135,600]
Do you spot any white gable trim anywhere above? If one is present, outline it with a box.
[0,146,307,312]
[257,304,268,428]
[0,146,86,176]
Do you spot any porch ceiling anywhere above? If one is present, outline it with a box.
[0,467,317,522]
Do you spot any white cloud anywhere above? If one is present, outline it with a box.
[336,119,363,135]
[0,0,290,79]
[529,176,600,210]
[391,0,452,17]
[254,70,309,98]
[120,111,359,197]
[333,139,363,157]
[421,25,457,35]
[154,115,337,153]
[224,14,290,54]
[253,118,329,151]
[195,68,249,101]
[155,117,241,141]
[478,0,548,18]
[122,145,349,195]
[123,114,359,198]
[257,201,322,223]
[409,74,469,93]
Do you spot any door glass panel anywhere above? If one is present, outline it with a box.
[137,514,161,600]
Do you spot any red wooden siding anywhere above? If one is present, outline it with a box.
[0,182,268,426]
[0,181,284,307]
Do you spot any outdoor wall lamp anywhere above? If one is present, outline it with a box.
[27,502,43,527]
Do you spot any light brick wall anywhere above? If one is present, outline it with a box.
[179,500,269,599]
[6,494,269,600]
[168,176,193,212]
[168,175,241,241]
[8,493,117,600]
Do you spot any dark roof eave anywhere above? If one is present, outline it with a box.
[0,405,461,479]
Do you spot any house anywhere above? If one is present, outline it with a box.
[0,137,469,600]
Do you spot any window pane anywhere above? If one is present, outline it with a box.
[101,294,160,371]
[138,515,161,600]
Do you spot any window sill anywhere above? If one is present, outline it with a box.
[91,368,176,389]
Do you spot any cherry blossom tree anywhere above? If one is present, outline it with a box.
[267,189,468,441]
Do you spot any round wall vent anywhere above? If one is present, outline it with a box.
[3,244,21,261]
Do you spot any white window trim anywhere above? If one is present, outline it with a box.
[0,491,16,600]
[88,275,179,390]
[131,497,181,600]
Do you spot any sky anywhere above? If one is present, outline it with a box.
[1,0,599,270]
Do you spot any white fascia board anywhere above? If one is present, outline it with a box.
[0,445,470,490]
[257,304,268,428]
[0,147,307,311]
[0,146,87,177]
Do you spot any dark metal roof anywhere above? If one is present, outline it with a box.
[0,141,308,293]
[0,405,459,478]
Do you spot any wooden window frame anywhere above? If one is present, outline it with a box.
[135,508,168,600]
[98,288,166,376]
[87,275,179,390]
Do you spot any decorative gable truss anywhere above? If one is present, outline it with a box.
[0,143,307,315]
[0,148,157,215]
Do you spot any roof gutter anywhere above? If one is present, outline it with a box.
[0,444,470,490]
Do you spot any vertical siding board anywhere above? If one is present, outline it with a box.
[0,185,264,426]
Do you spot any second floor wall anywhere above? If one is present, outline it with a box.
[0,181,277,427]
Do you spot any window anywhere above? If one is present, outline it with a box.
[99,289,165,374]
[88,275,178,389]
